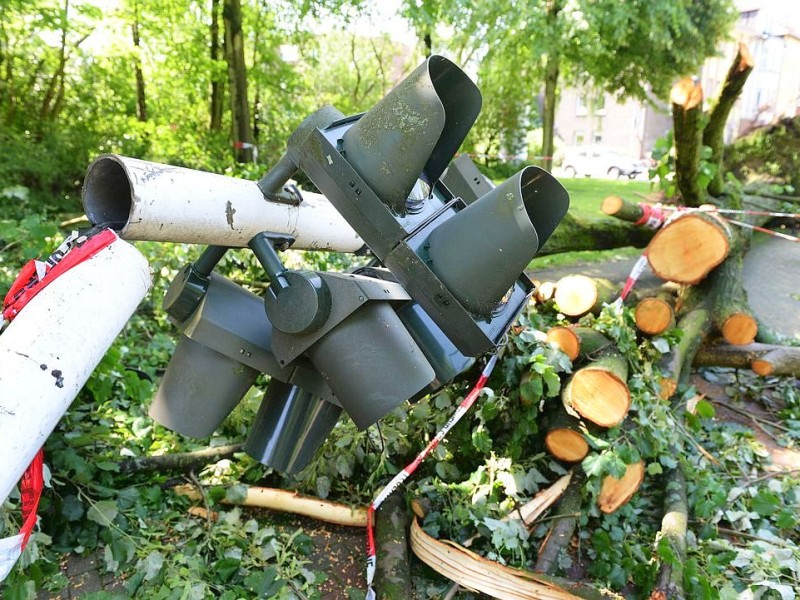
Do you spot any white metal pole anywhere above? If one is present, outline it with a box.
[81,155,363,252]
[0,238,152,503]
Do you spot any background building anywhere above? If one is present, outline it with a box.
[555,0,800,160]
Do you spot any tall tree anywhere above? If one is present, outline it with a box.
[209,0,224,131]
[223,0,254,163]
[406,0,737,172]
[131,0,147,122]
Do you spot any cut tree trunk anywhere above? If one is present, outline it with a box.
[545,326,613,362]
[374,493,412,598]
[563,349,630,427]
[693,342,800,375]
[534,470,585,574]
[601,196,668,229]
[635,296,675,336]
[537,212,656,256]
[670,78,705,207]
[546,326,580,361]
[646,210,731,284]
[597,461,645,514]
[535,281,557,303]
[709,246,757,345]
[543,403,589,463]
[703,43,754,197]
[553,275,618,318]
[649,467,688,600]
[658,303,713,399]
[751,346,800,377]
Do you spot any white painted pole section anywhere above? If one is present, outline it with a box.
[82,155,364,252]
[0,238,152,503]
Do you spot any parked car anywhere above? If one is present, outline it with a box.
[561,145,643,179]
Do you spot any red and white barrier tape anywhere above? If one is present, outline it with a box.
[364,354,499,599]
[634,203,668,229]
[0,450,44,581]
[0,227,118,582]
[618,253,651,303]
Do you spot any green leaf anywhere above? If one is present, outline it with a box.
[471,424,492,453]
[86,499,119,526]
[775,508,797,529]
[316,475,331,499]
[214,557,241,583]
[225,484,248,504]
[694,400,715,419]
[142,550,164,581]
[60,495,84,521]
[647,462,663,476]
[751,489,780,517]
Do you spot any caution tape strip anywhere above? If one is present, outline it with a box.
[364,354,498,599]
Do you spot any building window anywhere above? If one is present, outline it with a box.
[594,133,603,143]
[594,93,606,116]
[575,132,585,144]
[576,93,588,116]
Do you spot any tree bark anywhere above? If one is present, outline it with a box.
[538,212,655,256]
[540,0,564,173]
[534,470,584,574]
[670,78,704,207]
[40,0,69,121]
[119,444,243,474]
[374,493,412,598]
[209,0,224,131]
[658,303,713,399]
[703,43,754,197]
[649,467,688,600]
[131,0,147,122]
[223,0,254,163]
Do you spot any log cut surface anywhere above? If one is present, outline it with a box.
[597,461,645,514]
[647,212,730,284]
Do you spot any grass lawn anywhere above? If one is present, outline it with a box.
[528,176,655,269]
[559,176,654,219]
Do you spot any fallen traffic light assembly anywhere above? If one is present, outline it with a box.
[82,55,570,474]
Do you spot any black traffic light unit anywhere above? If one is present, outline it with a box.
[149,55,569,474]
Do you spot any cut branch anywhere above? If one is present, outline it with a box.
[635,296,675,336]
[534,470,585,575]
[693,342,800,375]
[174,484,368,527]
[703,43,754,197]
[119,444,243,474]
[538,212,655,256]
[670,78,704,207]
[374,493,412,598]
[649,466,688,600]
